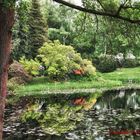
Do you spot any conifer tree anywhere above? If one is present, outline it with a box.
[12,0,30,60]
[28,0,47,59]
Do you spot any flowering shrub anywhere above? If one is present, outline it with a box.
[81,59,96,76]
[73,69,83,75]
[20,40,96,80]
[37,40,96,79]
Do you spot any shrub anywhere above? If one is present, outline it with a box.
[20,57,41,76]
[81,59,96,76]
[19,40,96,80]
[8,61,32,82]
[37,40,96,80]
[95,55,117,72]
[123,58,139,68]
[8,77,24,94]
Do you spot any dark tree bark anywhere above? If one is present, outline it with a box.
[0,6,15,140]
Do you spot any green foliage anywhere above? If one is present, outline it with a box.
[8,78,21,93]
[38,40,80,78]
[21,103,42,122]
[2,0,16,8]
[95,55,117,72]
[48,27,70,45]
[81,59,96,76]
[39,104,83,135]
[28,0,47,58]
[21,103,83,135]
[20,57,41,76]
[82,0,140,18]
[123,58,139,68]
[37,40,96,79]
[46,4,76,45]
[12,0,30,60]
[72,12,96,59]
[100,0,120,12]
[12,0,47,60]
[12,0,140,63]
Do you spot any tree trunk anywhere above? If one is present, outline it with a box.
[0,6,15,140]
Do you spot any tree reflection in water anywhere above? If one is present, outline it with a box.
[4,90,140,140]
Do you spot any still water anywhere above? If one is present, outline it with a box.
[4,89,140,140]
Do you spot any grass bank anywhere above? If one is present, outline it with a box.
[102,67,140,83]
[15,67,140,95]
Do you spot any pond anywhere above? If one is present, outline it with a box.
[4,89,140,140]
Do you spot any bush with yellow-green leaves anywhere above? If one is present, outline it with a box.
[20,40,96,80]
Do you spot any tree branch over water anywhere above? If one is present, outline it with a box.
[53,0,140,24]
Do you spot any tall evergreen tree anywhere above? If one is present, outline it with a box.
[12,0,30,60]
[28,0,47,59]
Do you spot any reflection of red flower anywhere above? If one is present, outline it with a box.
[73,98,85,105]
[73,69,82,75]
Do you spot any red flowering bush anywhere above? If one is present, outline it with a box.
[73,69,83,75]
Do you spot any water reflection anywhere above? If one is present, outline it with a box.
[4,90,140,140]
[69,90,140,140]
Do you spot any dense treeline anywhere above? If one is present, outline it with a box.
[12,0,47,60]
[12,0,140,75]
[13,0,140,58]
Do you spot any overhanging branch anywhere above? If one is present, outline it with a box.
[53,0,140,24]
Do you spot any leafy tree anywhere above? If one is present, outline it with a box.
[72,12,97,59]
[46,3,76,45]
[54,0,140,23]
[28,0,47,58]
[93,17,140,57]
[46,1,140,60]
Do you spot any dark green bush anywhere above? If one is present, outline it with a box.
[95,55,117,73]
[123,58,139,68]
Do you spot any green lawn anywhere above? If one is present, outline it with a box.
[102,67,140,83]
[15,67,140,95]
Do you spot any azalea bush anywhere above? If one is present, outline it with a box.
[20,40,96,80]
[37,40,81,79]
[38,40,96,80]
